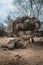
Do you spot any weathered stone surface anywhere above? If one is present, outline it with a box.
[7,38,29,49]
[0,36,43,50]
[13,16,41,36]
[0,37,29,50]
[33,37,43,43]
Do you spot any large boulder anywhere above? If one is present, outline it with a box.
[13,16,41,36]
[0,37,29,50]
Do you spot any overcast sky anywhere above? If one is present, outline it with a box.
[0,0,43,26]
[0,0,14,25]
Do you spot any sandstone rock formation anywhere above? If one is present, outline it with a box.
[13,16,41,36]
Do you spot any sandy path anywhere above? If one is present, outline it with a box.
[0,37,43,65]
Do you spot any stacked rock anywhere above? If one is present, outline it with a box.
[0,16,41,50]
[13,16,41,37]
